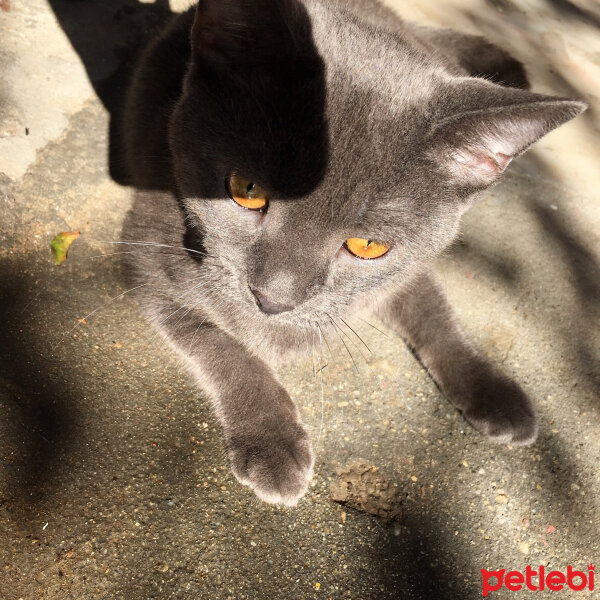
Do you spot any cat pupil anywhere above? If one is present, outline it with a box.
[246,182,255,195]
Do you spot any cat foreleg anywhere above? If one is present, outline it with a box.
[159,307,314,505]
[379,270,538,445]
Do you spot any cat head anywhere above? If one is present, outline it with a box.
[169,0,585,324]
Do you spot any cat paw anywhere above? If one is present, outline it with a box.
[459,375,538,446]
[226,421,314,506]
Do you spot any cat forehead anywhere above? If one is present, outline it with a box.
[180,0,450,199]
[306,1,442,108]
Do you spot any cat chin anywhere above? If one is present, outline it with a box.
[242,320,324,366]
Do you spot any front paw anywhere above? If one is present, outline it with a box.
[458,373,538,446]
[226,419,314,506]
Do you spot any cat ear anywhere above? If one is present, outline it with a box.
[430,80,587,190]
[191,0,308,68]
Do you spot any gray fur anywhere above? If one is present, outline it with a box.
[121,0,586,505]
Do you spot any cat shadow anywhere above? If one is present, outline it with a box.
[47,0,176,185]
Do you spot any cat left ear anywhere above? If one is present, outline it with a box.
[430,80,587,190]
[191,0,308,68]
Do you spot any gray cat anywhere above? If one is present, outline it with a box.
[121,0,586,505]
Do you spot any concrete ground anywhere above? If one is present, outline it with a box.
[1,0,599,598]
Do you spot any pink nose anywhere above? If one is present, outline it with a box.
[250,288,294,315]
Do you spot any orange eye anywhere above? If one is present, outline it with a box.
[344,238,390,260]
[227,174,268,211]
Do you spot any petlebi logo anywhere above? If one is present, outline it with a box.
[481,564,595,597]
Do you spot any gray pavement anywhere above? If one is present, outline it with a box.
[1,1,599,599]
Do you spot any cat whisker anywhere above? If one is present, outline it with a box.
[315,321,333,359]
[339,316,371,355]
[356,316,389,338]
[172,275,217,304]
[187,299,222,353]
[87,250,219,265]
[329,314,368,363]
[188,318,207,353]
[168,282,223,334]
[153,304,189,333]
[326,313,359,374]
[144,281,217,349]
[315,322,326,451]
[311,329,317,380]
[144,306,192,352]
[175,295,226,353]
[54,269,209,353]
[90,239,208,258]
[302,327,316,377]
[88,250,140,259]
[52,282,151,353]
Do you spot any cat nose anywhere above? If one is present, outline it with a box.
[250,288,294,315]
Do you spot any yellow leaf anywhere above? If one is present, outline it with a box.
[50,231,80,265]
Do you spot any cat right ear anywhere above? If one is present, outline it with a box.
[191,0,308,68]
[429,80,587,192]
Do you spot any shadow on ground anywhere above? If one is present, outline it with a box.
[0,0,598,598]
[47,0,175,184]
[0,259,80,507]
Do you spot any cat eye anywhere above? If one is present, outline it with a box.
[344,238,390,260]
[227,174,268,211]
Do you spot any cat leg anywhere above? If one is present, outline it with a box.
[158,305,314,505]
[379,270,537,445]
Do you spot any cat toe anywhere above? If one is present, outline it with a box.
[469,409,538,446]
[460,377,538,446]
[227,426,314,506]
[245,458,314,507]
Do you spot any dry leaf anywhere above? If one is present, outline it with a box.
[50,231,80,265]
